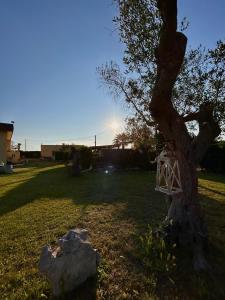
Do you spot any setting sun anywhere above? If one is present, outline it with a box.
[109,120,120,131]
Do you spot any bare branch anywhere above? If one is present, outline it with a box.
[98,62,155,127]
[183,112,199,122]
[119,84,155,127]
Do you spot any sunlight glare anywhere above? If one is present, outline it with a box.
[109,120,120,131]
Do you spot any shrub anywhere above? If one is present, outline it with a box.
[54,151,70,161]
[201,141,225,173]
[54,146,92,170]
[79,146,93,169]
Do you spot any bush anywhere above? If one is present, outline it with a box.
[54,151,70,161]
[79,146,93,169]
[55,146,93,170]
[201,141,225,173]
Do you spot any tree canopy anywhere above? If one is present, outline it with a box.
[99,0,225,138]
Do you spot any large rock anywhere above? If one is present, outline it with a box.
[39,229,99,297]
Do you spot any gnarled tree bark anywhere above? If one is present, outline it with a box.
[150,0,221,270]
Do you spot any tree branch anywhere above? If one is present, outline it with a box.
[183,112,199,122]
[120,84,155,127]
[98,63,155,128]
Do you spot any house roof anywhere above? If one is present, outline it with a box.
[0,123,14,132]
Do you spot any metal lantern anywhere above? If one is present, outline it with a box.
[155,149,182,195]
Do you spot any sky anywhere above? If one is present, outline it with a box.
[0,0,225,150]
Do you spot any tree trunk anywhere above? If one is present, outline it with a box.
[165,147,208,270]
[148,0,211,270]
[148,0,222,270]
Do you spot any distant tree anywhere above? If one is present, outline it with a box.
[113,132,130,149]
[99,0,225,269]
[59,143,70,152]
[16,143,22,151]
[125,117,155,150]
[11,142,22,151]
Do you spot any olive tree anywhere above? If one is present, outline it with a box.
[99,0,225,270]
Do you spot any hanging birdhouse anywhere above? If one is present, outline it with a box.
[155,149,182,195]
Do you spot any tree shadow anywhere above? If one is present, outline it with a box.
[0,166,166,298]
[1,165,225,299]
[0,178,30,188]
[199,171,225,184]
[0,165,118,216]
[0,166,165,220]
[0,166,66,216]
[199,184,225,197]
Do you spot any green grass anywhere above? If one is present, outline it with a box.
[0,162,225,299]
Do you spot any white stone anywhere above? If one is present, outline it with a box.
[39,229,99,297]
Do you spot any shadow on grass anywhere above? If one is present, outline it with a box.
[1,165,225,299]
[0,166,164,299]
[0,178,30,188]
[199,184,225,197]
[53,276,97,300]
[0,166,65,216]
[199,171,225,184]
[0,165,164,223]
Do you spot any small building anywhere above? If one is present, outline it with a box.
[41,144,83,160]
[41,145,64,159]
[0,123,14,163]
[8,150,21,164]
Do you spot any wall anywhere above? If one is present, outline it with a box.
[7,151,21,163]
[0,131,7,163]
[41,145,64,159]
[95,148,156,170]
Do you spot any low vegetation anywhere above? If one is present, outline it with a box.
[0,162,225,299]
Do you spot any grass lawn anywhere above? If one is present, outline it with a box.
[0,162,225,299]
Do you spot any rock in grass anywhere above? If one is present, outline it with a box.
[39,229,99,297]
